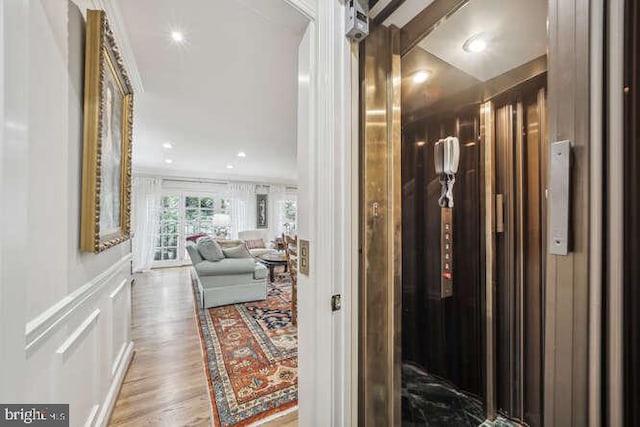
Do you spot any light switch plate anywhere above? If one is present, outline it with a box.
[299,239,310,276]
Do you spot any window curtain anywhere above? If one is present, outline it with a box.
[269,185,297,237]
[131,176,162,272]
[228,183,256,238]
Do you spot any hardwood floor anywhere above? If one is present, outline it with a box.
[108,267,297,427]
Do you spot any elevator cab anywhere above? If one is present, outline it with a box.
[359,0,596,425]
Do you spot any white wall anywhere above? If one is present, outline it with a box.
[1,1,133,426]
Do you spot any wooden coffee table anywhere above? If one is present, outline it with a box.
[257,252,288,282]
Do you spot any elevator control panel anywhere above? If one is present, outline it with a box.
[441,208,453,298]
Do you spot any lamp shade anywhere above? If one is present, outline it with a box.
[212,213,231,227]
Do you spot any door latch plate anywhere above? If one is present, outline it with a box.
[331,294,342,311]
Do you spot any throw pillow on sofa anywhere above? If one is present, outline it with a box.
[197,237,224,261]
[245,238,265,249]
[222,244,252,258]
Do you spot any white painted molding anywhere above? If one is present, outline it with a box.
[297,0,354,424]
[109,278,128,300]
[282,0,317,21]
[25,253,132,354]
[55,309,100,361]
[133,166,299,187]
[95,341,134,427]
[84,404,100,427]
[250,406,298,425]
[111,342,127,376]
[87,0,144,94]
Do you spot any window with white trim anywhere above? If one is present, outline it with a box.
[283,199,297,235]
[153,192,232,267]
[154,195,180,262]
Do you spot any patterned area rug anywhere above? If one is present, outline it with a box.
[191,273,297,426]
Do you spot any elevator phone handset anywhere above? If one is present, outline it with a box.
[443,136,460,175]
[434,136,460,207]
[434,141,445,174]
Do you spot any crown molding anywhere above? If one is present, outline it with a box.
[133,166,298,187]
[72,0,144,94]
[282,0,316,21]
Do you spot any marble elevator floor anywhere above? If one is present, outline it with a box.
[402,363,519,427]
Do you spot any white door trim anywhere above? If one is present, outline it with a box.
[288,0,357,424]
[0,0,30,401]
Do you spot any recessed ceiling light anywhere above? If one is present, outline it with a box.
[171,31,185,43]
[164,159,173,164]
[463,34,488,53]
[412,70,431,84]
[237,152,246,158]
[226,164,234,169]
[416,141,426,147]
[163,142,173,149]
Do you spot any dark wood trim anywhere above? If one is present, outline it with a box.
[372,0,408,25]
[399,0,468,56]
[482,57,548,103]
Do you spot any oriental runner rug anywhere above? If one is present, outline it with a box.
[191,273,297,426]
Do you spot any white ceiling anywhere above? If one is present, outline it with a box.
[382,0,546,81]
[417,0,547,81]
[116,0,308,183]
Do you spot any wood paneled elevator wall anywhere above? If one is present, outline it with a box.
[401,107,484,400]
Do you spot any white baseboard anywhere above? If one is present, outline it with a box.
[248,405,298,426]
[95,341,134,427]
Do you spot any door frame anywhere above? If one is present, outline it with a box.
[284,0,359,425]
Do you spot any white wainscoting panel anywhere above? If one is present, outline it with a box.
[55,309,100,426]
[25,254,132,356]
[23,254,133,427]
[109,278,129,376]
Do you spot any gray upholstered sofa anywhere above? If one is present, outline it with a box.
[187,238,267,308]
